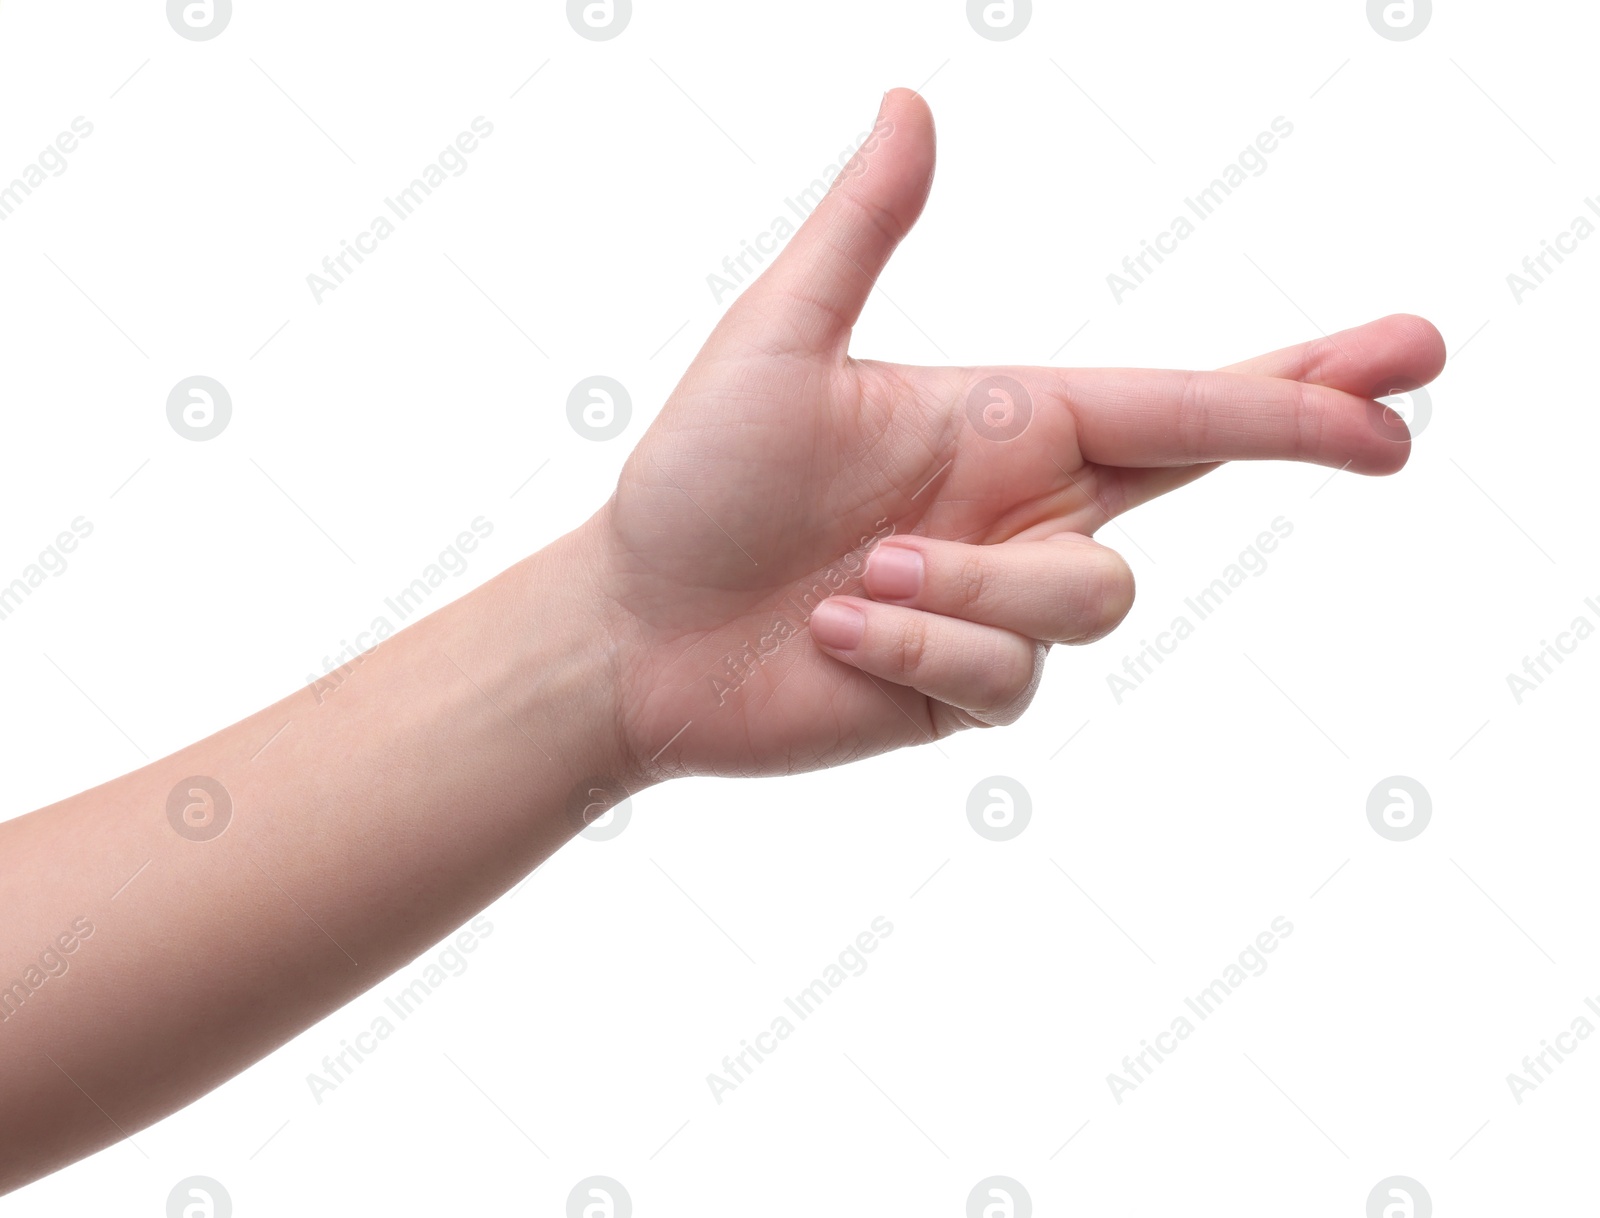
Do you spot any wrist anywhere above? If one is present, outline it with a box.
[499,522,656,811]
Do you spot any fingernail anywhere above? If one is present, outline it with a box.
[809,600,866,651]
[865,543,923,601]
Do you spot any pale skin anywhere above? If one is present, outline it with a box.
[0,89,1444,1193]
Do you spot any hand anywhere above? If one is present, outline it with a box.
[0,89,1447,1192]
[581,88,1444,783]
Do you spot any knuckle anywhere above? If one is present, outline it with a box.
[972,640,1043,723]
[1292,379,1326,460]
[1303,335,1341,383]
[888,614,930,676]
[1175,370,1209,452]
[953,551,988,612]
[836,185,901,249]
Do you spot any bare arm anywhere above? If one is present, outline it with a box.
[0,531,632,1192]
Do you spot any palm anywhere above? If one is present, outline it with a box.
[599,355,1070,776]
[585,90,1443,781]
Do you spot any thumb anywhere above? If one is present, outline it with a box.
[727,87,935,357]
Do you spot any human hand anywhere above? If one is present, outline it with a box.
[581,88,1444,783]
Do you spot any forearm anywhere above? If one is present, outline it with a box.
[0,527,638,1193]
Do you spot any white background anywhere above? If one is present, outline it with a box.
[1,0,1594,1214]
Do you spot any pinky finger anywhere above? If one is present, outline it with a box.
[808,596,1045,727]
